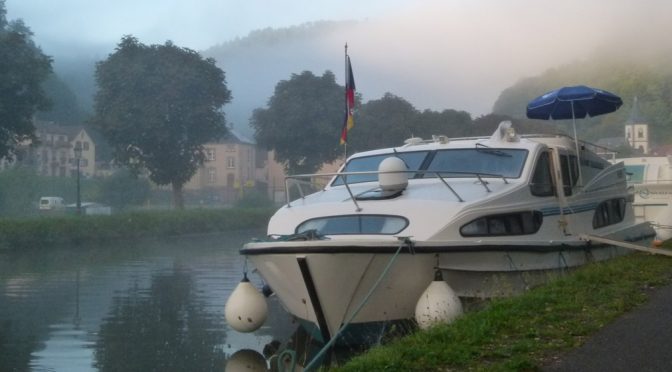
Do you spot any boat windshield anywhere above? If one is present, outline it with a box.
[425,148,528,178]
[331,151,429,186]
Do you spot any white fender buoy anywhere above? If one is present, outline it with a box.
[415,270,463,330]
[225,275,268,333]
[225,349,268,372]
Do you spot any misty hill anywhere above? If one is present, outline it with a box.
[202,21,359,136]
[492,49,672,145]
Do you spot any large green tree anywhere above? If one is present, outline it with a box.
[415,108,473,139]
[251,70,347,174]
[0,1,52,159]
[93,36,231,208]
[347,93,419,152]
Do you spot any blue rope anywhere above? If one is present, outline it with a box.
[303,238,410,371]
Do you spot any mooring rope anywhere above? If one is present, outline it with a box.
[302,237,412,371]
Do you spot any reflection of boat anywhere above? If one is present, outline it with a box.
[241,121,655,344]
[613,156,672,241]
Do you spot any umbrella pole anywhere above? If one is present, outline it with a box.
[571,102,583,187]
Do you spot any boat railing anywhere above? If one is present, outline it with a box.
[519,133,609,154]
[284,169,509,208]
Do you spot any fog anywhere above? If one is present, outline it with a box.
[317,0,671,115]
[7,0,672,133]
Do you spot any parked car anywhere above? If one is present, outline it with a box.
[39,196,65,211]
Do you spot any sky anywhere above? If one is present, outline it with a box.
[6,0,672,118]
[6,0,409,51]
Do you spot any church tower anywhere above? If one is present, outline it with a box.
[624,96,649,154]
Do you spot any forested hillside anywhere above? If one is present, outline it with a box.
[492,50,672,145]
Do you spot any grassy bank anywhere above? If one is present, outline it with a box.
[0,208,275,250]
[334,249,672,371]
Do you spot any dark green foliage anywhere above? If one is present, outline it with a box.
[347,93,420,152]
[98,169,151,210]
[35,73,86,124]
[0,1,53,158]
[415,108,473,138]
[234,190,274,209]
[92,36,232,208]
[0,208,274,250]
[0,167,99,217]
[251,71,347,174]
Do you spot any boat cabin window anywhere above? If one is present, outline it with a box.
[624,165,645,184]
[425,149,527,179]
[332,151,428,186]
[592,198,626,229]
[460,211,543,237]
[530,151,554,197]
[296,215,409,235]
[559,154,579,196]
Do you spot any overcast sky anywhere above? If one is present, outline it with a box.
[6,0,672,117]
[6,0,410,51]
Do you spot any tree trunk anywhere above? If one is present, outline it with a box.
[172,181,185,209]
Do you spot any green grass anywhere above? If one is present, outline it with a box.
[333,249,672,372]
[0,208,274,250]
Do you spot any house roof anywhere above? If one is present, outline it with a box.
[220,127,256,145]
[596,137,628,149]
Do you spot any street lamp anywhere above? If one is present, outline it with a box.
[74,142,82,215]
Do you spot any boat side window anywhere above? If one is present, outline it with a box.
[530,151,554,197]
[592,198,627,229]
[460,211,543,237]
[331,151,428,186]
[296,215,409,235]
[624,165,645,184]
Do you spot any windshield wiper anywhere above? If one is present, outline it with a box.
[475,143,512,157]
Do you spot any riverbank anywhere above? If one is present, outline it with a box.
[333,248,672,371]
[0,208,274,250]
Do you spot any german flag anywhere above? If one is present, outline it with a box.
[340,54,356,145]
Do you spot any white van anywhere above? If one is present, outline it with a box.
[39,196,65,211]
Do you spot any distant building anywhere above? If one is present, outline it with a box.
[184,129,257,203]
[624,96,649,154]
[0,120,96,178]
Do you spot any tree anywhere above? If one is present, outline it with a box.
[36,73,86,124]
[0,0,52,159]
[93,36,231,209]
[251,71,346,174]
[99,168,151,210]
[416,109,473,138]
[347,93,419,152]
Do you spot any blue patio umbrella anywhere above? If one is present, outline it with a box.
[526,85,623,186]
[526,85,623,120]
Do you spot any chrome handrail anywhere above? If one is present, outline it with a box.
[284,169,510,208]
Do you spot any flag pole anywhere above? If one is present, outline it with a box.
[343,42,348,161]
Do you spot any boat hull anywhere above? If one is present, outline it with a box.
[242,222,654,343]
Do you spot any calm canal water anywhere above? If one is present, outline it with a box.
[0,230,305,372]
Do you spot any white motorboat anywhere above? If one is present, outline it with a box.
[614,156,672,241]
[241,121,655,344]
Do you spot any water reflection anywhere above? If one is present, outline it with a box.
[94,267,226,371]
[0,230,298,372]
